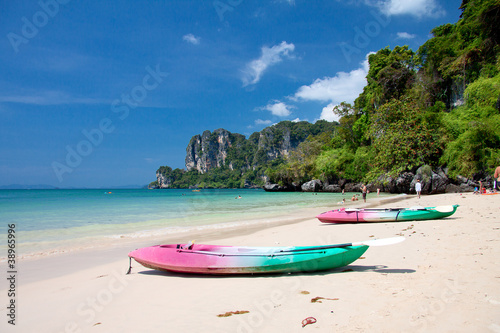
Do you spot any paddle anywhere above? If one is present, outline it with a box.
[434,205,457,213]
[171,237,405,257]
[279,236,405,253]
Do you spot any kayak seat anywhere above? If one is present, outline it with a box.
[184,240,195,250]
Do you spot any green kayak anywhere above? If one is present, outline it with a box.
[317,205,459,223]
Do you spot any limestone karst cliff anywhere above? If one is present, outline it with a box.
[185,129,239,174]
[151,120,337,188]
[184,121,329,174]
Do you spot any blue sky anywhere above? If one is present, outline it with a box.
[0,0,461,188]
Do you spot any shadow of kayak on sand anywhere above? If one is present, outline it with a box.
[129,264,415,278]
[338,265,416,274]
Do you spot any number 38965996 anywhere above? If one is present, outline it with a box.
[7,224,16,267]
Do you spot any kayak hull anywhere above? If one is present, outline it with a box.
[316,205,459,224]
[129,243,368,275]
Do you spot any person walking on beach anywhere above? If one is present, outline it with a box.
[415,179,422,199]
[494,165,500,191]
[361,184,367,203]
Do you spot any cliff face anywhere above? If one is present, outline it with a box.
[156,170,172,189]
[184,122,309,174]
[255,126,293,163]
[185,129,233,174]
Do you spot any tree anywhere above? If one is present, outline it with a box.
[355,46,416,113]
[368,97,443,177]
[418,0,500,109]
[331,102,369,148]
[440,73,500,177]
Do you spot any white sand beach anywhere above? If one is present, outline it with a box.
[1,192,499,332]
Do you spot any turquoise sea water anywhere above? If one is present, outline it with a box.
[0,189,385,257]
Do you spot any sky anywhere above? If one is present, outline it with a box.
[0,0,462,188]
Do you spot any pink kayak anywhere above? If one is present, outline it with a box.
[316,205,459,223]
[128,241,369,275]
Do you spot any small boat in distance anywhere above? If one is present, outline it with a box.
[316,205,459,224]
[127,237,404,275]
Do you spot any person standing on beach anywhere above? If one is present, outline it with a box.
[494,165,500,191]
[361,184,367,202]
[415,179,422,199]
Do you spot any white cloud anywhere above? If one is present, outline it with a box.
[255,119,272,125]
[260,101,294,117]
[376,0,445,18]
[241,41,295,86]
[292,54,373,123]
[182,33,201,45]
[319,102,340,122]
[396,32,417,39]
[0,90,109,105]
[338,0,445,18]
[294,56,369,104]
